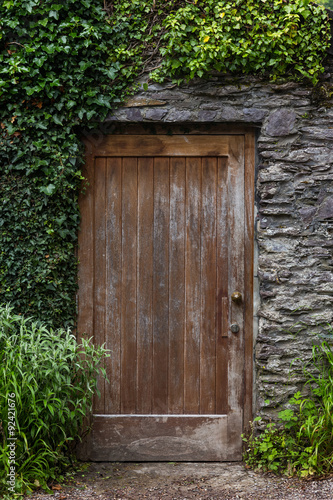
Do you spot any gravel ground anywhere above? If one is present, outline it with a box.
[23,462,333,500]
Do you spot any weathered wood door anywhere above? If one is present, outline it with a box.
[78,132,254,461]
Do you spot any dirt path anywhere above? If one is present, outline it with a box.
[24,462,333,499]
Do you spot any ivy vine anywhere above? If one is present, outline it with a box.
[0,0,330,328]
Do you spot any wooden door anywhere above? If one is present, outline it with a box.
[78,133,254,461]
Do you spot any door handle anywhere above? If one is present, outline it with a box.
[221,297,228,338]
[231,291,242,304]
[230,323,240,334]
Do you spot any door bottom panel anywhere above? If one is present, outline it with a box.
[78,414,242,461]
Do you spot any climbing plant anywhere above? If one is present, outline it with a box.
[317,0,333,10]
[0,0,330,328]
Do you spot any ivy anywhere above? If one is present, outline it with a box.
[0,0,330,328]
[151,0,330,83]
[0,0,146,327]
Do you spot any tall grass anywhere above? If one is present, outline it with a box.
[296,340,333,473]
[243,325,333,477]
[0,304,109,497]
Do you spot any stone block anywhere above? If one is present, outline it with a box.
[266,108,296,136]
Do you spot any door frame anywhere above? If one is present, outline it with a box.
[77,124,255,456]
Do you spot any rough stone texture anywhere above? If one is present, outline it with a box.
[265,108,296,136]
[99,63,333,423]
[145,108,168,120]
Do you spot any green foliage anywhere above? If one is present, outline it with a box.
[0,0,146,327]
[0,304,109,497]
[152,0,330,83]
[0,171,81,328]
[243,330,333,477]
[0,1,330,327]
[317,0,333,10]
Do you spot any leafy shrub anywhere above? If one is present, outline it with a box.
[243,329,333,478]
[152,0,330,83]
[317,0,333,10]
[0,304,109,497]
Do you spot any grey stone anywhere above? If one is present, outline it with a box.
[145,108,168,121]
[218,106,243,121]
[256,345,282,360]
[301,127,333,140]
[126,108,143,121]
[266,108,296,136]
[317,196,333,219]
[166,109,192,122]
[243,107,268,122]
[197,110,217,121]
[188,84,252,97]
[269,82,299,91]
[200,102,221,110]
[299,206,317,223]
[149,91,188,101]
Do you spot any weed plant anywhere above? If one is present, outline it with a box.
[0,304,109,497]
[243,327,333,478]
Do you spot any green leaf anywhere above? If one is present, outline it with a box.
[40,184,56,195]
[106,67,118,79]
[49,10,59,20]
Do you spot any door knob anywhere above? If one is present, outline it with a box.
[230,323,240,334]
[231,291,242,304]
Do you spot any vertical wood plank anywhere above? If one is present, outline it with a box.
[200,157,217,414]
[105,158,122,414]
[152,157,170,414]
[137,158,154,414]
[121,157,138,414]
[184,157,201,414]
[227,137,245,418]
[168,158,186,414]
[243,131,255,431]
[93,157,106,414]
[216,156,229,415]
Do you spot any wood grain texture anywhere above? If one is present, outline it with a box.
[243,130,255,431]
[184,157,201,414]
[137,158,154,414]
[220,297,228,339]
[105,158,122,414]
[93,157,106,413]
[216,156,229,415]
[200,157,217,414]
[84,415,233,461]
[168,158,186,414]
[121,158,138,413]
[94,135,229,157]
[78,129,255,461]
[227,136,245,413]
[152,158,170,414]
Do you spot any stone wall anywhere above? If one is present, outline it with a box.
[95,60,333,421]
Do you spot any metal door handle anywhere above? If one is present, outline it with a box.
[230,323,240,334]
[231,291,242,304]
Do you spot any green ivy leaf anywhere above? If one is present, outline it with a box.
[40,184,56,195]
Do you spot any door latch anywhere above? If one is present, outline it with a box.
[230,323,240,334]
